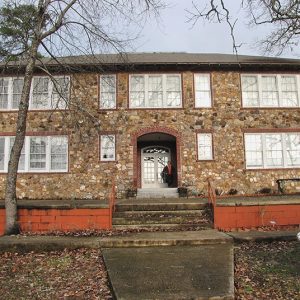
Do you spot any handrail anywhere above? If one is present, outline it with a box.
[207,178,217,207]
[109,179,116,228]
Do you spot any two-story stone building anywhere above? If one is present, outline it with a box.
[0,53,300,200]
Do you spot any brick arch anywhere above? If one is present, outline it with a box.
[131,126,182,188]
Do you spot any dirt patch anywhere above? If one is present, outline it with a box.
[0,249,112,299]
[235,241,300,300]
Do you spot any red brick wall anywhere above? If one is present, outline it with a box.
[214,204,300,230]
[0,208,111,235]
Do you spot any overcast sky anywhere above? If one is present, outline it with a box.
[133,0,298,58]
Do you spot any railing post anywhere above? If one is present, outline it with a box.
[109,179,116,229]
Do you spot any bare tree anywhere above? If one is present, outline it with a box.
[187,0,300,55]
[0,0,165,235]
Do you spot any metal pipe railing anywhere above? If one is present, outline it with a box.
[207,178,217,207]
[109,179,116,228]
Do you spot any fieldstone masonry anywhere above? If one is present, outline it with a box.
[0,70,299,200]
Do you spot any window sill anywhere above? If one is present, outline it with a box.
[245,167,300,171]
[197,159,215,162]
[241,107,300,110]
[0,171,69,175]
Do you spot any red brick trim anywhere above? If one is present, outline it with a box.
[131,126,182,188]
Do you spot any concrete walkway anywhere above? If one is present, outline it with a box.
[101,230,234,299]
[103,244,234,300]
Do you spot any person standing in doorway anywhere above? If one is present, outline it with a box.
[162,161,174,187]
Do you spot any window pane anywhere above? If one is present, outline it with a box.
[0,137,5,170]
[101,135,115,161]
[9,137,25,171]
[281,76,298,107]
[286,133,300,166]
[197,133,213,160]
[32,77,49,109]
[130,76,145,107]
[51,77,69,109]
[30,137,47,169]
[148,76,163,107]
[100,75,116,109]
[241,76,259,107]
[265,134,283,167]
[0,78,9,109]
[166,75,181,107]
[195,74,211,107]
[12,78,24,109]
[245,134,263,167]
[50,136,68,170]
[261,76,278,106]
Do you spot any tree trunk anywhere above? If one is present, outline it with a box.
[4,42,39,235]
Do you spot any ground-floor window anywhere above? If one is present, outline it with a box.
[100,135,116,161]
[0,135,68,172]
[244,132,300,169]
[197,133,213,160]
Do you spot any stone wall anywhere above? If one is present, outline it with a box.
[0,71,299,200]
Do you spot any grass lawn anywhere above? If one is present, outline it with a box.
[0,241,299,299]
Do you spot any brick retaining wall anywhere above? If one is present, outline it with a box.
[0,207,110,235]
[214,204,300,230]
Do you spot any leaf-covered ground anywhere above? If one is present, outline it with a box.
[235,241,300,300]
[0,249,112,300]
[0,241,299,299]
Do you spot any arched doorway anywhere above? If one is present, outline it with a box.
[132,128,181,189]
[142,145,171,188]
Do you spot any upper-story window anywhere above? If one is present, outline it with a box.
[241,74,300,107]
[0,76,70,110]
[99,75,116,109]
[129,74,182,108]
[194,74,212,107]
[0,135,68,173]
[0,77,25,110]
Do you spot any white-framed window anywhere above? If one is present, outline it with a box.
[194,74,211,107]
[0,135,68,172]
[12,78,24,109]
[241,74,300,107]
[100,135,116,161]
[244,132,300,169]
[51,77,70,109]
[197,133,213,160]
[0,77,25,109]
[129,74,182,108]
[100,74,116,109]
[0,76,70,110]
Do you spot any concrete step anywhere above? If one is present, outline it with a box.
[101,230,232,247]
[137,188,179,198]
[113,209,206,218]
[115,202,208,212]
[112,223,212,230]
[112,216,210,225]
[112,209,210,225]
